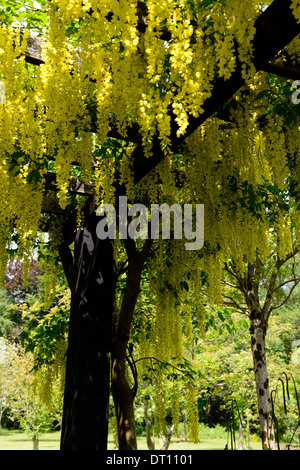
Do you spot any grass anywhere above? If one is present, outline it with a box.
[0,428,263,451]
[0,430,61,450]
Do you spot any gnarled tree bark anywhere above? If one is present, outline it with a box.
[249,311,276,450]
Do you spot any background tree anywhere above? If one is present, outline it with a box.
[2,259,44,339]
[5,345,62,450]
[5,259,43,305]
[0,337,17,428]
[0,290,14,337]
[19,281,70,401]
[269,285,300,360]
[222,243,299,449]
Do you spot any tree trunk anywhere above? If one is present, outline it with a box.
[60,199,114,450]
[238,421,244,450]
[144,397,155,450]
[161,425,175,450]
[183,413,188,441]
[33,434,39,450]
[111,261,141,450]
[247,418,252,450]
[112,367,137,450]
[111,238,153,450]
[250,314,276,450]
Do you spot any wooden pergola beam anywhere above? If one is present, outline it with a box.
[43,171,94,196]
[259,61,300,80]
[25,34,44,65]
[41,196,65,215]
[42,171,94,215]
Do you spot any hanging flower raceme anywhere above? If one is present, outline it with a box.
[0,0,298,343]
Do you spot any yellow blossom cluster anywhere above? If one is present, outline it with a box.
[0,26,44,282]
[0,0,298,279]
[135,61,299,373]
[291,0,300,23]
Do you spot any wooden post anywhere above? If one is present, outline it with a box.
[59,197,114,450]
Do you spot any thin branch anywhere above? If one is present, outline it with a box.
[224,262,240,280]
[263,247,299,320]
[273,277,300,292]
[224,262,246,294]
[271,279,300,312]
[134,356,185,373]
[126,348,138,398]
[222,295,248,314]
[222,279,244,293]
[12,0,44,11]
[114,259,128,280]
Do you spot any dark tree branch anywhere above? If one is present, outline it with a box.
[59,241,74,291]
[273,277,300,292]
[126,348,138,398]
[222,294,248,315]
[260,61,300,80]
[262,247,299,321]
[252,0,299,69]
[134,356,186,373]
[270,278,300,312]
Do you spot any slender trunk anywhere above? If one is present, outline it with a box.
[33,434,39,450]
[161,425,175,450]
[250,314,276,450]
[112,238,153,450]
[111,261,141,450]
[238,420,243,450]
[144,397,155,450]
[183,413,188,441]
[60,201,114,450]
[0,394,2,428]
[247,418,251,450]
[112,368,137,450]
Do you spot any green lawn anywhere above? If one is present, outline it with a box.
[0,430,60,450]
[0,429,263,450]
